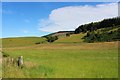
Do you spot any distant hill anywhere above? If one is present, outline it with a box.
[54,33,85,43]
[51,31,74,37]
[43,31,74,43]
[82,25,120,43]
[2,17,120,46]
[43,31,74,37]
[54,17,120,43]
[2,37,47,48]
[75,17,120,34]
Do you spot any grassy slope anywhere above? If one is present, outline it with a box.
[2,42,118,78]
[54,26,120,44]
[2,37,47,48]
[1,30,119,78]
[54,33,86,43]
[95,26,120,33]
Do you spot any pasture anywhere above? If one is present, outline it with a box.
[2,41,118,78]
[54,33,85,43]
[2,37,47,48]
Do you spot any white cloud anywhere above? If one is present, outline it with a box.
[38,3,118,32]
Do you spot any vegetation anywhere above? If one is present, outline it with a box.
[2,17,119,78]
[75,17,120,43]
[2,37,47,47]
[2,51,9,57]
[75,17,120,34]
[2,42,118,78]
[83,26,120,43]
[45,36,58,43]
[43,17,120,43]
[54,33,85,43]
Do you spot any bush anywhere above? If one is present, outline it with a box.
[46,36,58,42]
[2,52,9,57]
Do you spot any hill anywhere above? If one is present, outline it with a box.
[54,33,85,43]
[74,17,120,42]
[54,26,120,43]
[51,31,74,37]
[2,17,120,47]
[2,37,47,48]
[2,18,119,78]
[43,31,74,43]
[75,17,120,34]
[43,31,74,37]
[53,17,120,43]
[83,25,120,43]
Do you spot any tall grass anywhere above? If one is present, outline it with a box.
[2,42,118,78]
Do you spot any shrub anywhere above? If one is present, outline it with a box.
[2,52,9,57]
[46,36,58,42]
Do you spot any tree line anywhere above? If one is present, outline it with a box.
[43,17,120,43]
[75,17,120,33]
[82,26,120,43]
[75,17,120,43]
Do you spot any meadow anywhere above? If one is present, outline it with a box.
[54,33,85,43]
[2,37,47,48]
[2,40,118,78]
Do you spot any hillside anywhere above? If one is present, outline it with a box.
[54,33,85,43]
[54,26,120,43]
[2,18,119,78]
[40,17,120,43]
[54,18,120,43]
[43,31,74,37]
[2,17,120,47]
[82,25,120,43]
[75,17,120,34]
[73,17,120,43]
[2,37,47,48]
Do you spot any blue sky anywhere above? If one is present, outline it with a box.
[2,2,118,38]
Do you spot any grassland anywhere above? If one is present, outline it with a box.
[2,37,47,48]
[55,33,85,43]
[2,17,119,78]
[2,38,118,78]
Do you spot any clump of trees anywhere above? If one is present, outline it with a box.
[75,17,120,34]
[83,27,120,43]
[66,33,70,37]
[35,41,46,45]
[45,36,58,42]
[74,17,120,43]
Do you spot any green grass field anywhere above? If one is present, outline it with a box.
[55,33,85,43]
[2,37,47,48]
[2,36,118,78]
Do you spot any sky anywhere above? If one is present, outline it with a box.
[2,2,118,38]
[1,0,120,2]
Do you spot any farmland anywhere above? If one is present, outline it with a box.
[2,37,118,78]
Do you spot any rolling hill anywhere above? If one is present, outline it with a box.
[54,33,85,43]
[1,17,119,78]
[2,37,47,48]
[2,17,120,48]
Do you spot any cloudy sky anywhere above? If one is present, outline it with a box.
[2,2,118,38]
